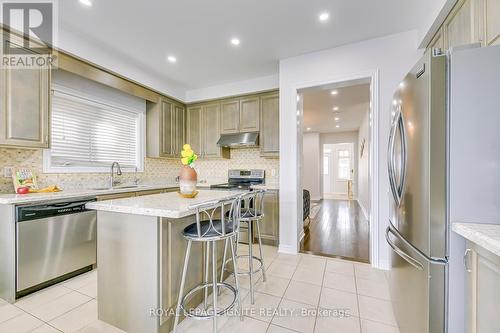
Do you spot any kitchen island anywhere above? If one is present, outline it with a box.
[86,189,243,333]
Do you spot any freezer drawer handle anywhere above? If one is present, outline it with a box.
[385,226,424,271]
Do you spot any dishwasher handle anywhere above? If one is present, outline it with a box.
[16,199,96,222]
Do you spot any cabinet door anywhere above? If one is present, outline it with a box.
[186,106,202,156]
[0,37,50,148]
[202,103,221,158]
[260,191,279,245]
[444,0,475,49]
[239,96,260,132]
[260,92,279,157]
[485,0,500,45]
[174,104,185,156]
[220,99,240,134]
[466,243,500,333]
[160,99,174,157]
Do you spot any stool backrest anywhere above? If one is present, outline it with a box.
[242,189,266,218]
[188,195,242,238]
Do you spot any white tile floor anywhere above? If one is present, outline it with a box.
[0,245,399,333]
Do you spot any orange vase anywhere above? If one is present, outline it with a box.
[179,165,197,194]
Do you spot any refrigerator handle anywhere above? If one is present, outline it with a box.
[387,107,408,206]
[386,225,424,271]
[388,108,401,205]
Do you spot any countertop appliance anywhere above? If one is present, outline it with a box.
[386,45,500,333]
[211,169,265,190]
[15,198,97,297]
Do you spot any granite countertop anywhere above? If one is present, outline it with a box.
[86,189,244,219]
[251,183,279,191]
[0,183,180,205]
[452,222,500,257]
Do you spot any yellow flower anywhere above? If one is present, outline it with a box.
[181,157,189,165]
[181,150,192,158]
[183,144,192,151]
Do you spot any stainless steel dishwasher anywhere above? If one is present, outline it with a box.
[16,198,97,297]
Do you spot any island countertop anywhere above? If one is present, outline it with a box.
[86,189,243,219]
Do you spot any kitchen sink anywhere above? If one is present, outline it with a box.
[90,185,139,191]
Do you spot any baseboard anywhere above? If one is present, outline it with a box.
[278,244,298,254]
[357,200,369,220]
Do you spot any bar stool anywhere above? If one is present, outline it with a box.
[220,189,267,304]
[173,195,244,333]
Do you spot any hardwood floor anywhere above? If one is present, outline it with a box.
[300,199,370,263]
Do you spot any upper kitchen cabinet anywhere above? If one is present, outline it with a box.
[186,105,202,154]
[260,92,279,157]
[187,103,230,159]
[147,97,185,158]
[220,95,260,134]
[239,96,260,132]
[444,0,477,49]
[427,0,500,51]
[485,0,500,45]
[0,34,50,149]
[220,99,240,134]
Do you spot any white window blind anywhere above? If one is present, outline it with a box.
[45,89,144,172]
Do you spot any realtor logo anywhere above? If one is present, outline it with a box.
[0,0,58,69]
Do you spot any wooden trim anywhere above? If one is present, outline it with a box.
[57,53,160,103]
[186,89,279,106]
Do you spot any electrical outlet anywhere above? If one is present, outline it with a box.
[271,168,277,177]
[3,166,14,178]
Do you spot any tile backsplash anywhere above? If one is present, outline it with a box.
[0,148,279,193]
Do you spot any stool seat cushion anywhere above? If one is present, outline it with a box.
[182,219,234,238]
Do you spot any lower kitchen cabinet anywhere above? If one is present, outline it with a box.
[260,190,279,245]
[465,241,500,333]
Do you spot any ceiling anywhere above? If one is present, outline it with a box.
[58,0,437,90]
[302,83,370,133]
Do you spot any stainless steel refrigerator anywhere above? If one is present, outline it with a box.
[386,45,500,333]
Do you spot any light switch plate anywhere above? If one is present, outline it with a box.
[3,166,13,178]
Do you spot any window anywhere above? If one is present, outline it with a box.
[323,156,329,175]
[337,149,351,180]
[44,88,145,173]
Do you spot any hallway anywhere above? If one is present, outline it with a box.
[300,199,370,262]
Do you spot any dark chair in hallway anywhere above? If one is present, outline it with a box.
[303,189,311,229]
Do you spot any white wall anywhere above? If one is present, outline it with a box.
[357,110,371,220]
[185,74,279,103]
[278,30,423,268]
[320,131,359,197]
[302,133,321,200]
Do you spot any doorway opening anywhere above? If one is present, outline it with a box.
[299,79,372,263]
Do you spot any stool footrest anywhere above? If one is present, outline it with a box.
[223,254,264,276]
[180,282,238,319]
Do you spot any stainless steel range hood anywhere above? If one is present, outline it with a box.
[217,132,259,148]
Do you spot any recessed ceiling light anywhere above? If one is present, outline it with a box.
[306,127,311,131]
[335,125,340,128]
[167,55,177,63]
[330,90,338,95]
[333,106,339,111]
[319,12,330,22]
[231,38,241,46]
[79,0,92,7]
[334,117,340,121]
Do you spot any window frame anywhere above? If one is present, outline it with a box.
[43,85,146,174]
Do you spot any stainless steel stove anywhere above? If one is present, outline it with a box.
[210,169,265,191]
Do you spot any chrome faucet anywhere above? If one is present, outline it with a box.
[110,162,122,188]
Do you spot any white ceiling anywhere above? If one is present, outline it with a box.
[302,83,370,133]
[59,0,437,90]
